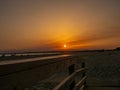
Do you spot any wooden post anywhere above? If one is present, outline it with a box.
[13,87,17,90]
[81,62,85,77]
[69,80,75,90]
[69,64,75,75]
[69,64,75,90]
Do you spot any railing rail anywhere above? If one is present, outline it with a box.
[53,61,87,90]
[53,68,87,90]
[74,76,87,90]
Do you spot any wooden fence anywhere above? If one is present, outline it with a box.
[53,63,87,90]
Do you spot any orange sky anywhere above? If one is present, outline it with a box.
[0,0,120,51]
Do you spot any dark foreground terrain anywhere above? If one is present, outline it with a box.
[78,51,120,80]
[0,51,120,90]
[26,50,120,90]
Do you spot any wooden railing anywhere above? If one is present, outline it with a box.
[0,54,87,90]
[53,62,87,90]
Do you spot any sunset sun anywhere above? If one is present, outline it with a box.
[63,44,67,48]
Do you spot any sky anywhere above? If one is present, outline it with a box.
[0,0,120,52]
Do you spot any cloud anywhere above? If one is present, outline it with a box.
[65,26,120,46]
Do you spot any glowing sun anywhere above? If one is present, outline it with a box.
[63,44,67,48]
